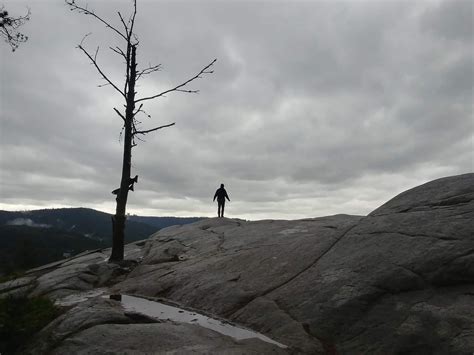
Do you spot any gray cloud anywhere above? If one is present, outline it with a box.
[421,0,473,41]
[0,0,472,219]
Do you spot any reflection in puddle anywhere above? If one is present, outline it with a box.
[118,294,287,349]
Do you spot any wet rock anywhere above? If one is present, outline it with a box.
[50,322,288,354]
[231,296,324,354]
[26,295,287,354]
[25,297,132,355]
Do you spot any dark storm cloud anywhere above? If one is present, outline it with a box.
[1,0,472,219]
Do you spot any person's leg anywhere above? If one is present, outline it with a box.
[221,201,225,217]
[218,202,224,217]
[217,203,221,217]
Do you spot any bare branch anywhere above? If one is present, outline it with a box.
[77,42,126,99]
[136,59,216,103]
[176,89,199,93]
[117,11,129,37]
[122,2,138,95]
[132,118,138,135]
[113,107,126,121]
[93,45,99,61]
[129,0,137,39]
[133,103,152,119]
[133,122,175,136]
[79,32,91,46]
[133,118,143,127]
[118,125,125,142]
[66,0,127,41]
[109,46,127,61]
[136,64,162,80]
[133,103,144,116]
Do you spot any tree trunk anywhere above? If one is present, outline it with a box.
[109,45,137,262]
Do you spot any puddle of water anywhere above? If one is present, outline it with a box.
[117,294,287,349]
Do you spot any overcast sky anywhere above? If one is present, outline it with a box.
[0,0,472,220]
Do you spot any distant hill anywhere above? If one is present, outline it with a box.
[0,225,105,275]
[128,215,203,229]
[0,208,157,243]
[0,208,205,275]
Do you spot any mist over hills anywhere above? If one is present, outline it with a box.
[0,208,203,275]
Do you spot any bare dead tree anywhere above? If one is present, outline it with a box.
[0,6,30,51]
[66,0,216,262]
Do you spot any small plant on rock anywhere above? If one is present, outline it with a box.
[0,295,61,354]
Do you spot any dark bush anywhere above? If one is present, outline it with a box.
[0,296,60,354]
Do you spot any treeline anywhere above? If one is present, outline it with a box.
[0,208,204,276]
[0,208,157,243]
[0,225,104,276]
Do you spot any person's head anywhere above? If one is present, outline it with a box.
[220,183,224,188]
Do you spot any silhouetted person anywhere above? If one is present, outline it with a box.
[213,183,230,217]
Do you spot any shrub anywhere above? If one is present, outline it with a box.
[0,295,60,354]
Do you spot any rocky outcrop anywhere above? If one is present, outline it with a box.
[26,297,286,355]
[2,173,473,354]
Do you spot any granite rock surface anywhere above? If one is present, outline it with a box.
[2,173,472,354]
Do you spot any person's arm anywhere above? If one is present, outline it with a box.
[213,190,217,201]
[225,191,230,201]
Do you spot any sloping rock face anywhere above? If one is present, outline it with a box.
[113,173,474,354]
[2,173,472,354]
[264,173,474,354]
[113,215,362,353]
